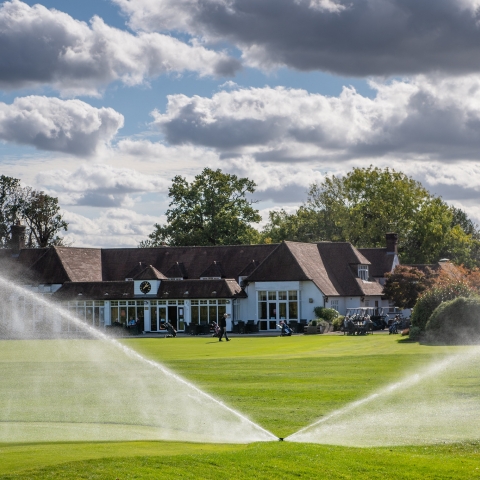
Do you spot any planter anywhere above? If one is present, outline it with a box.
[304,325,323,335]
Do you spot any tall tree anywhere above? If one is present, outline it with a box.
[0,176,22,248]
[262,166,480,266]
[20,190,68,248]
[141,168,261,247]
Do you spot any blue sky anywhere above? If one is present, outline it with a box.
[1,0,480,247]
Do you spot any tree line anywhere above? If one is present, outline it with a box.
[0,175,68,249]
[141,166,480,269]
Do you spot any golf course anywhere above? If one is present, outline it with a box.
[1,334,480,479]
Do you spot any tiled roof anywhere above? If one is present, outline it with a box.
[157,279,246,299]
[164,262,188,278]
[238,259,260,277]
[247,241,383,297]
[28,247,71,284]
[134,265,167,280]
[124,262,149,280]
[200,261,225,278]
[30,247,103,284]
[405,261,464,280]
[358,248,396,277]
[99,244,277,281]
[52,281,134,301]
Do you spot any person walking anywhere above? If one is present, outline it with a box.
[219,313,230,342]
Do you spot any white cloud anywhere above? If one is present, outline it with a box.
[113,0,480,76]
[0,1,240,96]
[62,208,164,248]
[150,75,480,162]
[36,163,170,207]
[0,96,123,155]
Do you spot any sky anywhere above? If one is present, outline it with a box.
[2,0,480,247]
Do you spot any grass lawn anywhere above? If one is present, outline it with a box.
[1,334,480,478]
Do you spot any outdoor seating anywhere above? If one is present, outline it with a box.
[298,319,308,333]
[237,320,245,334]
[245,320,258,333]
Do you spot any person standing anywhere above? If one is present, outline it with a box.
[219,313,230,342]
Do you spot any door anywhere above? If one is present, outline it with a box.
[168,306,178,330]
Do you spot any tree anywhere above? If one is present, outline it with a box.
[0,176,22,247]
[20,190,68,248]
[141,168,261,247]
[261,166,480,266]
[383,265,434,309]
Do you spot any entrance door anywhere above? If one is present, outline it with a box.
[168,306,178,330]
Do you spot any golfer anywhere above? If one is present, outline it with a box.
[219,313,230,342]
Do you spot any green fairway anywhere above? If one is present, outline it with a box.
[1,334,480,478]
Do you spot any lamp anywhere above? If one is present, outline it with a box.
[323,296,328,303]
[360,296,365,302]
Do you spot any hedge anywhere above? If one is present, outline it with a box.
[425,296,480,344]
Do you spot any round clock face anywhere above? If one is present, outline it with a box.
[140,281,151,294]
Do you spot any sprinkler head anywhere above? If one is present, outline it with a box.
[278,437,284,441]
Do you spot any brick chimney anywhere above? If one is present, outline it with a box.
[386,232,398,255]
[10,221,26,255]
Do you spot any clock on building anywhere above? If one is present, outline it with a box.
[139,281,151,294]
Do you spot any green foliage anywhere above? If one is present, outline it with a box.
[20,190,68,248]
[0,176,22,248]
[425,296,480,344]
[313,306,339,322]
[411,281,476,332]
[0,176,68,248]
[261,166,480,266]
[408,325,422,341]
[384,265,433,309]
[332,315,345,331]
[308,319,317,326]
[141,168,261,247]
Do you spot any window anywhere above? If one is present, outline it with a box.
[358,265,369,281]
[257,290,299,330]
[190,299,226,325]
[330,299,339,312]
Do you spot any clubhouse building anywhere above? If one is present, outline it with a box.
[0,225,400,334]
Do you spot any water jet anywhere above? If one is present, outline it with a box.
[0,276,276,444]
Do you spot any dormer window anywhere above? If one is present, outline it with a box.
[358,265,369,281]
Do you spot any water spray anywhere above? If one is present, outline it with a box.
[0,276,277,444]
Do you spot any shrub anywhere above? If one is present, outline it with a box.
[313,307,339,322]
[411,280,475,333]
[308,320,317,327]
[332,315,345,332]
[425,296,480,344]
[408,326,422,341]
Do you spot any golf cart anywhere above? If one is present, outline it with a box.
[345,307,388,331]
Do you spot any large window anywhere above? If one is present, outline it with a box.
[191,299,227,325]
[62,301,105,332]
[257,290,299,330]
